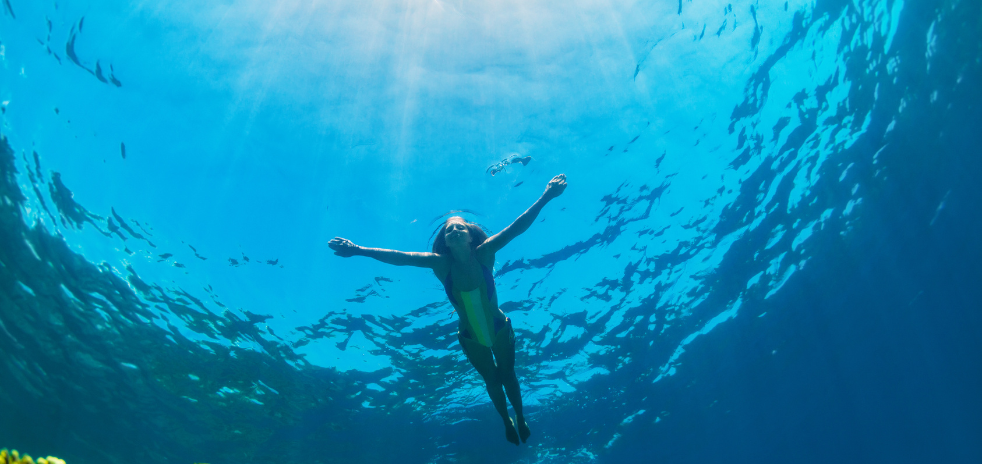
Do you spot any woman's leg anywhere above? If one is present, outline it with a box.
[459,331,520,445]
[491,319,530,443]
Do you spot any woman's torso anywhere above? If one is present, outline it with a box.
[436,254,504,345]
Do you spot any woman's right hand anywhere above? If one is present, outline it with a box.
[543,174,567,200]
[328,237,360,257]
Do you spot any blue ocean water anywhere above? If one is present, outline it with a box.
[1,0,979,462]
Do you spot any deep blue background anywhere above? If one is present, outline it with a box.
[606,1,982,460]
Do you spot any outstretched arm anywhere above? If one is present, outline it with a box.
[329,237,444,269]
[479,174,567,255]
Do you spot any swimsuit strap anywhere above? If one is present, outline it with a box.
[481,263,497,300]
[443,272,459,306]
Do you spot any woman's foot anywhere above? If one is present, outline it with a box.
[516,416,531,443]
[504,417,520,445]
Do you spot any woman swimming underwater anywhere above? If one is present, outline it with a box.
[328,174,567,445]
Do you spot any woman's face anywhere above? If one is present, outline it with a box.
[444,218,472,248]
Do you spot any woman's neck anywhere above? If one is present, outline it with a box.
[449,245,473,264]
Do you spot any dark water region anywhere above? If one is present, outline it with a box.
[611,10,982,458]
[2,0,981,463]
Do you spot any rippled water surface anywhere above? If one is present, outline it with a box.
[1,0,980,462]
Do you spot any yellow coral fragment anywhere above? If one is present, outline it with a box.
[0,449,65,464]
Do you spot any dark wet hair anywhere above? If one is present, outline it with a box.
[431,217,490,255]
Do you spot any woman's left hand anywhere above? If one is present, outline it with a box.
[543,174,567,200]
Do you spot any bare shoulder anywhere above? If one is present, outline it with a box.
[476,243,496,269]
[431,254,451,282]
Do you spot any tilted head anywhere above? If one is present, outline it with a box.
[432,216,489,255]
